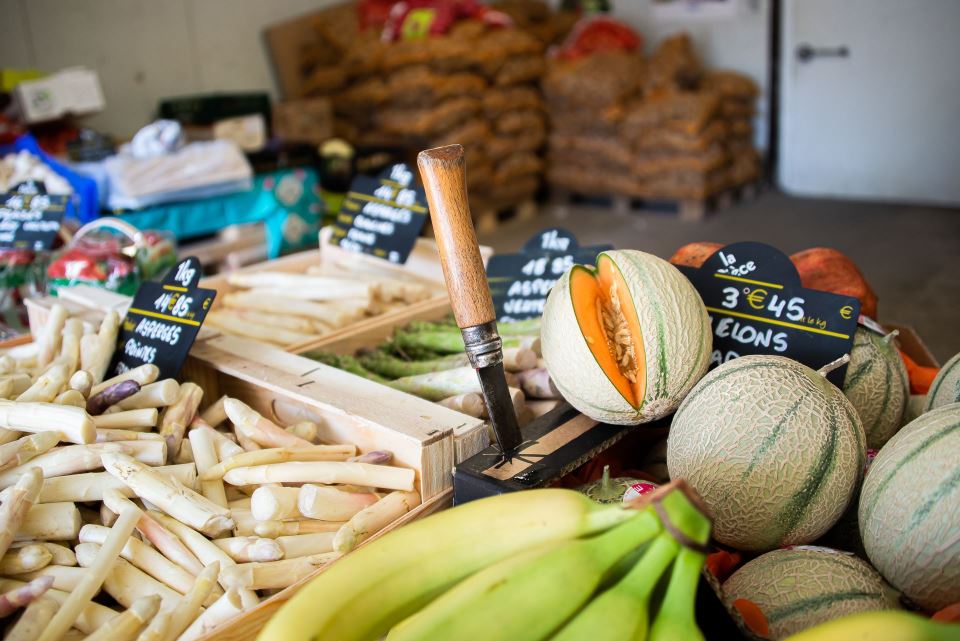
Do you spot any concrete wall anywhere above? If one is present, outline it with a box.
[2,0,770,145]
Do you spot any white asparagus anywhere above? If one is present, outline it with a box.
[227,497,251,509]
[134,610,171,641]
[60,319,84,374]
[97,429,165,442]
[274,532,336,559]
[333,490,420,553]
[23,464,196,503]
[222,461,415,491]
[0,579,118,634]
[234,431,261,452]
[68,369,94,397]
[93,409,159,429]
[101,492,204,577]
[201,444,355,481]
[227,271,372,298]
[527,399,561,419]
[173,440,193,465]
[0,468,43,556]
[15,503,82,541]
[5,595,59,641]
[250,486,301,521]
[0,574,55,619]
[114,380,181,411]
[15,565,86,591]
[11,541,77,567]
[54,389,87,408]
[0,544,52,574]
[80,594,160,641]
[37,304,68,368]
[79,311,119,383]
[101,503,117,527]
[515,368,560,400]
[148,512,259,610]
[437,392,485,418]
[219,552,339,590]
[176,589,243,641]
[162,562,220,641]
[159,383,203,463]
[36,505,141,641]
[232,509,341,538]
[229,310,318,334]
[102,453,233,537]
[222,292,366,326]
[205,312,313,346]
[0,400,95,444]
[0,354,13,376]
[0,441,166,487]
[502,346,538,372]
[285,420,319,443]
[297,484,379,521]
[0,432,59,472]
[212,536,283,563]
[188,428,227,508]
[198,397,227,428]
[192,425,243,465]
[78,524,217,602]
[73,543,181,613]
[91,364,159,397]
[222,398,312,449]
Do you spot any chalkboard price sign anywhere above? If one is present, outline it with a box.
[0,181,68,250]
[677,242,860,385]
[110,256,216,380]
[330,163,428,265]
[487,228,612,322]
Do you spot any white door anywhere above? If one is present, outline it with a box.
[779,0,960,205]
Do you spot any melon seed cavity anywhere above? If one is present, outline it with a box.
[600,281,638,383]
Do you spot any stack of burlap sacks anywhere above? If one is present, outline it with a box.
[298,11,550,214]
[545,34,761,200]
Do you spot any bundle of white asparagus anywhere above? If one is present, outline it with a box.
[305,316,563,428]
[204,263,442,348]
[0,305,422,641]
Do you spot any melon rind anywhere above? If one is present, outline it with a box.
[923,351,960,412]
[843,328,909,449]
[541,249,711,425]
[858,402,960,611]
[667,355,865,551]
[722,547,900,640]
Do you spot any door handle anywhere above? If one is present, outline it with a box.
[796,44,849,63]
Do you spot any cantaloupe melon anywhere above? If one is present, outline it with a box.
[843,328,909,449]
[722,547,900,640]
[667,355,865,551]
[858,402,960,611]
[903,394,927,425]
[541,250,711,425]
[924,351,960,412]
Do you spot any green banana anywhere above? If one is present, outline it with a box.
[782,610,960,641]
[647,491,713,641]
[257,489,635,641]
[386,507,663,641]
[551,486,711,641]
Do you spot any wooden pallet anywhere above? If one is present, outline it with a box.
[550,181,761,222]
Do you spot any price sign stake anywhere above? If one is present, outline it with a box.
[110,256,216,380]
[330,163,428,265]
[677,241,860,385]
[486,228,612,322]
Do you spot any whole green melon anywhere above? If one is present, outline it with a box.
[843,328,909,448]
[924,351,960,412]
[667,355,865,551]
[722,547,900,640]
[859,402,960,611]
[541,249,711,425]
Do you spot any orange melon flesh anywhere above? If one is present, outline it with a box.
[569,259,647,408]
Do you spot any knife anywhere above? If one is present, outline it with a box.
[417,144,523,456]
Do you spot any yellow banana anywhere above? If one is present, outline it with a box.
[551,487,710,641]
[257,489,635,641]
[782,610,960,641]
[385,507,662,641]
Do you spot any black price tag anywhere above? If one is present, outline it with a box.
[487,228,613,322]
[110,257,216,380]
[0,182,68,251]
[677,242,860,385]
[330,163,428,265]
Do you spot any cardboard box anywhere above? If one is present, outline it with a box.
[14,67,105,124]
[272,98,334,145]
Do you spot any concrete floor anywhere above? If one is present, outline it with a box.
[478,190,960,363]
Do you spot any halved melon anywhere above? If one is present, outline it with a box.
[541,249,711,425]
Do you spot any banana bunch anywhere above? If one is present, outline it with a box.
[783,610,960,641]
[258,481,712,641]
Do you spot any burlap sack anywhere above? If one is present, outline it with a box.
[492,151,545,185]
[374,97,481,137]
[702,70,759,99]
[542,51,644,108]
[386,66,487,106]
[494,55,546,86]
[644,33,702,92]
[631,119,729,153]
[430,119,493,148]
[621,91,721,135]
[495,110,546,136]
[487,122,546,161]
[631,144,730,179]
[483,86,545,118]
[548,133,634,168]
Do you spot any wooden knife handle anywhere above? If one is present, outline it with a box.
[418,145,495,329]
